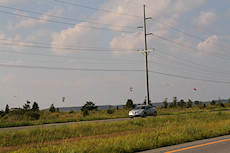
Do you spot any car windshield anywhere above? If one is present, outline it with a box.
[135,106,146,109]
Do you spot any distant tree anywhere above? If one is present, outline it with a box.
[56,108,60,112]
[163,98,168,108]
[210,100,216,105]
[107,109,114,114]
[218,102,225,108]
[203,103,206,108]
[5,104,10,114]
[32,102,39,112]
[23,101,31,111]
[178,99,186,107]
[228,98,230,104]
[124,99,135,109]
[194,101,200,106]
[82,109,89,117]
[173,97,177,107]
[116,106,119,110]
[81,101,97,111]
[49,104,56,113]
[0,110,5,117]
[187,99,193,108]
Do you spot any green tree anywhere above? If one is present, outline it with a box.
[187,99,193,108]
[5,104,10,114]
[228,98,230,104]
[169,97,177,108]
[178,99,186,107]
[0,111,5,117]
[124,99,135,109]
[49,104,56,113]
[210,100,216,105]
[194,101,200,105]
[23,101,31,111]
[82,109,89,117]
[163,98,168,108]
[81,101,97,111]
[32,102,39,112]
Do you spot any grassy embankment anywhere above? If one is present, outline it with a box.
[1,110,230,152]
[0,104,229,128]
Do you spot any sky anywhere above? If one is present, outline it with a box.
[0,0,230,110]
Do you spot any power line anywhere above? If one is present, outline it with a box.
[0,10,134,33]
[0,63,229,84]
[0,5,137,29]
[145,5,217,36]
[54,0,142,18]
[151,33,230,60]
[0,41,137,52]
[148,17,230,51]
[0,38,134,51]
[0,50,142,62]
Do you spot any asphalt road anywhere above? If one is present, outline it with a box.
[140,135,230,153]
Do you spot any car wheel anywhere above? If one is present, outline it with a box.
[142,112,147,118]
[153,111,157,117]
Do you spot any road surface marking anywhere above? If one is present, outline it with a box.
[165,138,230,153]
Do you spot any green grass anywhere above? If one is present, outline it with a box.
[1,111,230,152]
[1,105,229,128]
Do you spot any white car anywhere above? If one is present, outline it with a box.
[129,105,157,118]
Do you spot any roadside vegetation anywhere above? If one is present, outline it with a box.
[1,111,230,152]
[0,98,230,128]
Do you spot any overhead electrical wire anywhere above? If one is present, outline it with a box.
[0,5,137,29]
[0,50,142,62]
[0,63,229,84]
[145,5,217,36]
[54,0,142,18]
[151,33,230,60]
[0,10,134,33]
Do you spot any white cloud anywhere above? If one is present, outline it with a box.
[51,22,100,55]
[196,35,218,57]
[0,34,33,51]
[110,32,143,55]
[194,11,218,26]
[0,74,16,84]
[0,0,27,4]
[173,0,208,12]
[13,7,65,29]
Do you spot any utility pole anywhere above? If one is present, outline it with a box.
[138,5,153,105]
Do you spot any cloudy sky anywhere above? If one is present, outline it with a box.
[0,0,230,109]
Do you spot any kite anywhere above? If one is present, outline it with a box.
[194,88,197,91]
[203,86,206,89]
[165,84,169,87]
[62,97,65,102]
[129,87,133,92]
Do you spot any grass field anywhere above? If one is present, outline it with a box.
[0,104,229,128]
[1,110,230,152]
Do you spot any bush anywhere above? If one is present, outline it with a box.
[0,111,5,117]
[24,111,40,120]
[82,109,89,117]
[107,109,114,114]
[81,101,97,111]
[124,99,135,109]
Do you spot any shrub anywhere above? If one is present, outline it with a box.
[107,109,114,114]
[81,101,97,111]
[82,109,89,117]
[24,111,40,120]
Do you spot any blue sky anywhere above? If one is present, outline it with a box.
[0,0,230,110]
